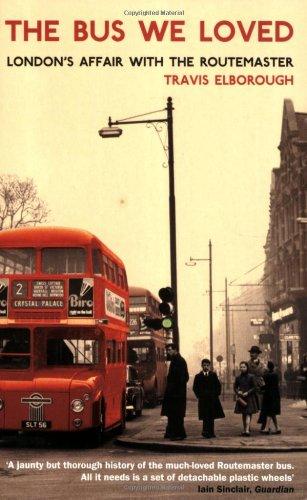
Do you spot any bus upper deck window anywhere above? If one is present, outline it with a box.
[118,268,125,288]
[102,255,110,280]
[42,248,86,274]
[108,259,115,282]
[0,248,35,274]
[92,249,103,274]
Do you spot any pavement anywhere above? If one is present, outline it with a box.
[117,397,307,453]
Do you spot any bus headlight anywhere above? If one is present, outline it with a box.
[71,399,84,413]
[0,398,4,410]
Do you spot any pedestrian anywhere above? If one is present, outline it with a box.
[247,345,266,429]
[247,345,266,390]
[193,358,225,438]
[261,361,281,434]
[234,361,259,436]
[161,343,189,440]
[298,354,307,409]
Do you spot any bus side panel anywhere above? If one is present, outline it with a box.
[103,326,126,429]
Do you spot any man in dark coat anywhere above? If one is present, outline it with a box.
[193,358,225,438]
[261,361,281,434]
[161,344,189,440]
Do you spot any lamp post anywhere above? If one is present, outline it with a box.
[188,240,213,361]
[98,97,180,349]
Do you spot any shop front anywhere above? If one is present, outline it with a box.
[271,305,300,381]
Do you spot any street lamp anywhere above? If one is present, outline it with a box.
[98,97,180,349]
[98,127,122,138]
[186,240,213,362]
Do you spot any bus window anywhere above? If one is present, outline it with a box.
[130,296,147,305]
[117,342,125,363]
[118,268,124,288]
[46,338,99,365]
[92,249,103,275]
[106,341,112,363]
[0,248,35,274]
[136,347,149,362]
[114,263,120,286]
[0,328,30,369]
[102,256,121,285]
[42,248,86,274]
[40,328,99,365]
[102,255,111,280]
[106,340,116,363]
[108,259,115,283]
[122,341,126,362]
[47,339,74,365]
[127,343,155,364]
[112,340,116,362]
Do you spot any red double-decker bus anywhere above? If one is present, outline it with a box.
[0,227,129,446]
[128,286,167,406]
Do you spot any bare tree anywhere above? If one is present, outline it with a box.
[0,175,49,230]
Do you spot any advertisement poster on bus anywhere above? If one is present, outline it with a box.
[0,1,307,499]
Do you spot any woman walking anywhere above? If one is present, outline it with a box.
[234,361,259,436]
[261,361,281,434]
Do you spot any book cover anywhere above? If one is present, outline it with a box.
[0,1,306,498]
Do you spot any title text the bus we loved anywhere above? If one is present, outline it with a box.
[3,20,294,42]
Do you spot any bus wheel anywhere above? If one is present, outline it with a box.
[86,404,105,448]
[86,426,103,448]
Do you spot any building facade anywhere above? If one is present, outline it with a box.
[264,99,307,379]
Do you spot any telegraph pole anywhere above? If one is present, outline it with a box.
[209,240,213,362]
[225,277,231,388]
[188,240,213,360]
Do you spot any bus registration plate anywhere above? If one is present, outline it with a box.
[22,420,51,430]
